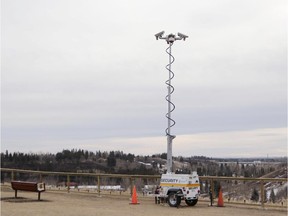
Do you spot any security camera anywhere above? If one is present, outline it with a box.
[177,32,188,40]
[155,31,165,40]
[167,34,176,44]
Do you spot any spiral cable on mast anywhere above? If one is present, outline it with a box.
[155,31,188,173]
[165,44,176,136]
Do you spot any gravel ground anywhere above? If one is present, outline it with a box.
[1,186,287,216]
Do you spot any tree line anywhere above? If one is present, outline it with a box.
[1,149,156,175]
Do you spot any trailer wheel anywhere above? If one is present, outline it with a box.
[185,199,198,206]
[167,192,181,207]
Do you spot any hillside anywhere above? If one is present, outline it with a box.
[1,149,286,176]
[1,149,287,203]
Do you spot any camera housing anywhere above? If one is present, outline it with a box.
[155,31,165,40]
[177,32,188,40]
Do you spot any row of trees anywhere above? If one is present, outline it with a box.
[2,149,136,162]
[2,150,286,178]
[1,149,144,174]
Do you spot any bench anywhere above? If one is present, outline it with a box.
[11,181,45,201]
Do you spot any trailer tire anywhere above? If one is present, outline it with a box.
[167,192,181,207]
[185,199,198,206]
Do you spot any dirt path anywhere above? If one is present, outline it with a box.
[1,187,286,216]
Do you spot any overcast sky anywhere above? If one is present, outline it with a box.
[1,0,287,158]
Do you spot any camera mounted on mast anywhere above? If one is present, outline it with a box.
[155,31,188,44]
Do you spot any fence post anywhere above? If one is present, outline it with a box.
[67,175,70,193]
[130,178,133,195]
[260,180,264,208]
[97,175,100,196]
[11,171,14,181]
[210,179,215,200]
[39,173,43,182]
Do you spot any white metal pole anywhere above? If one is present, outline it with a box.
[155,31,188,174]
[167,42,173,173]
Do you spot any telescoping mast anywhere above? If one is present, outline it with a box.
[155,31,188,173]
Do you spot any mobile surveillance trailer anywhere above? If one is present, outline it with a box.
[154,31,200,207]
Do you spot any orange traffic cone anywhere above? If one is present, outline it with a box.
[130,185,140,204]
[217,187,224,207]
